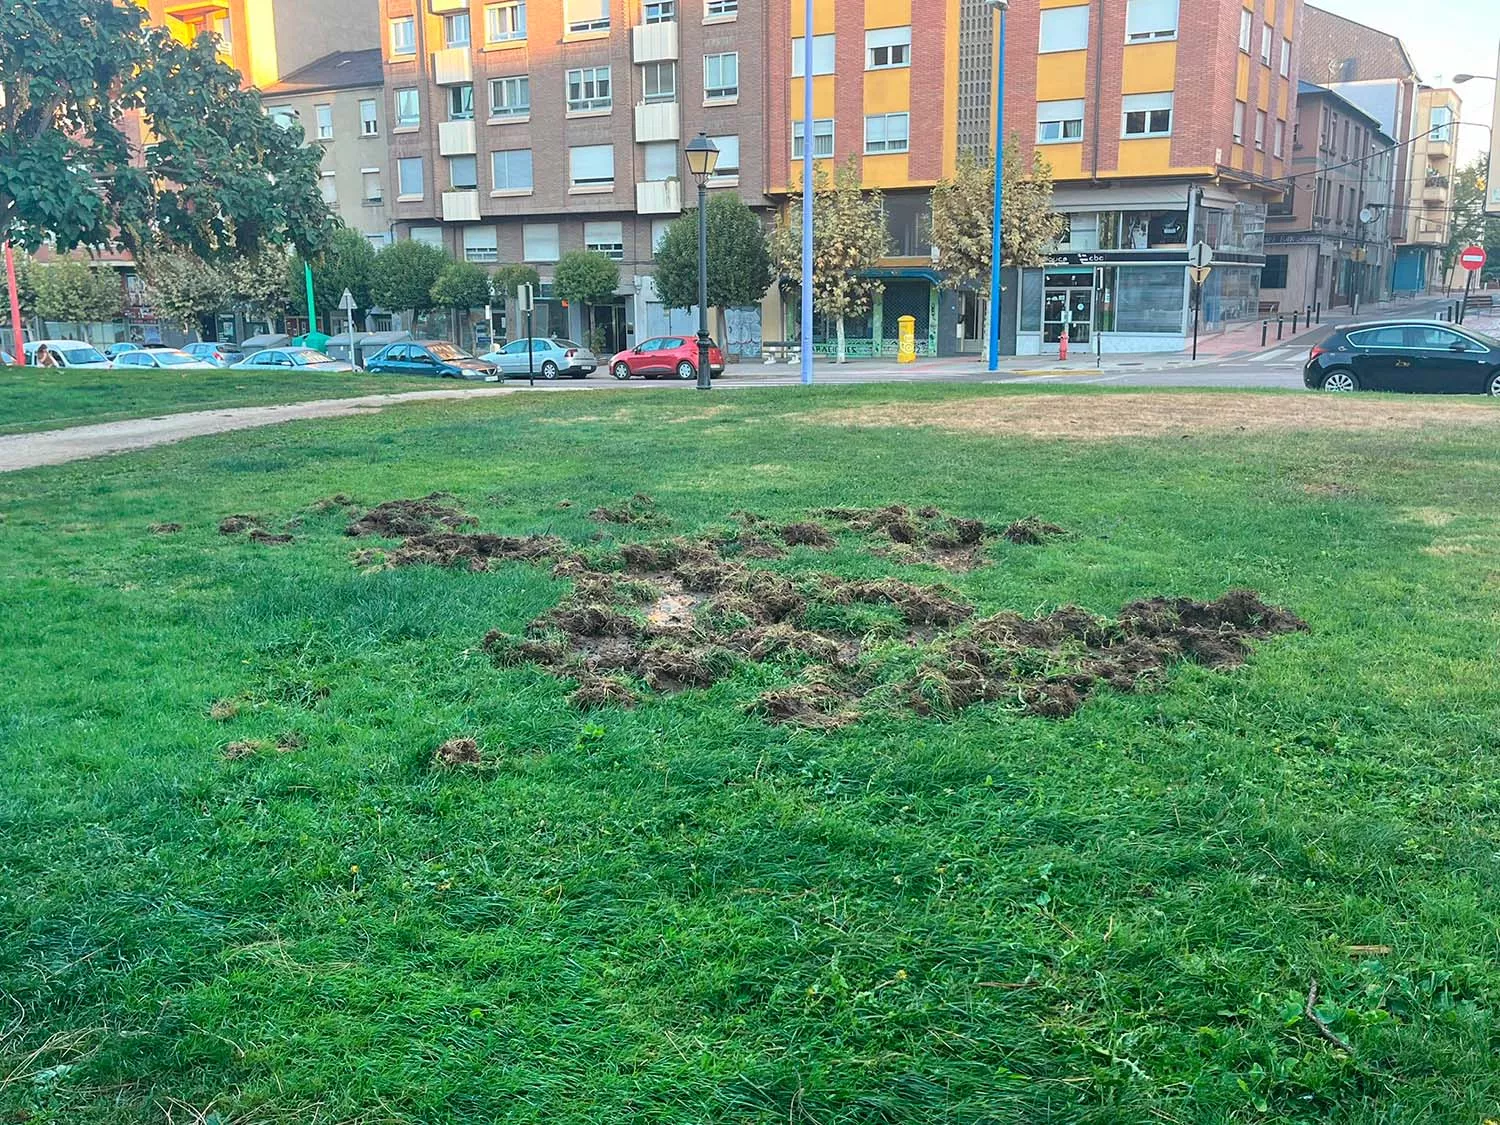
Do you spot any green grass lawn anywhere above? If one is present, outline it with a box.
[3,384,1500,1123]
[0,365,444,436]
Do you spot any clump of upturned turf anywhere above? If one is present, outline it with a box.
[1002,516,1066,545]
[433,737,484,768]
[588,493,664,525]
[346,493,476,538]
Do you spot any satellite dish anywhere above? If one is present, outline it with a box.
[1359,206,1376,224]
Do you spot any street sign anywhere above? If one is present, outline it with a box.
[517,283,534,313]
[1188,265,1213,286]
[1460,245,1488,272]
[1188,241,1214,269]
[337,287,357,311]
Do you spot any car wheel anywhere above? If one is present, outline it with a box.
[1489,371,1500,397]
[541,361,559,380]
[676,360,696,381]
[1321,369,1359,392]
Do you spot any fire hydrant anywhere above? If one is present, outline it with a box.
[1059,327,1069,361]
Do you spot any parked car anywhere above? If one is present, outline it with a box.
[111,348,204,369]
[105,342,145,360]
[1305,321,1500,395]
[0,349,13,366]
[230,347,353,372]
[364,340,499,381]
[608,335,725,381]
[23,340,112,369]
[480,338,597,380]
[183,342,241,367]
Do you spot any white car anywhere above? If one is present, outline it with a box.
[111,348,205,369]
[480,338,598,379]
[24,340,112,369]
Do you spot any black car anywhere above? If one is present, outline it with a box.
[1304,320,1500,395]
[364,340,499,381]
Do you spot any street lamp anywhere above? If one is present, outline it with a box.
[1452,74,1496,84]
[986,0,1008,372]
[684,132,719,392]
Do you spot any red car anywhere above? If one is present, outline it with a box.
[609,335,724,381]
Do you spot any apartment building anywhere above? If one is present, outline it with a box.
[379,0,769,353]
[143,0,377,88]
[262,51,394,253]
[1261,82,1395,315]
[1403,86,1462,291]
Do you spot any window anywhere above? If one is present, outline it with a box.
[1273,119,1284,157]
[1037,99,1084,143]
[642,60,676,103]
[791,35,836,77]
[360,99,379,136]
[490,75,530,118]
[410,226,443,247]
[395,88,420,127]
[645,0,675,20]
[565,0,609,33]
[792,118,834,158]
[709,134,739,176]
[1040,5,1089,52]
[865,112,910,154]
[362,169,382,202]
[866,26,911,69]
[1113,266,1186,332]
[1260,254,1288,289]
[464,227,499,264]
[491,148,533,192]
[704,53,738,100]
[450,155,477,189]
[651,219,672,255]
[1254,109,1265,150]
[706,0,737,17]
[1122,93,1172,137]
[1232,100,1245,144]
[1431,106,1453,142]
[1260,24,1271,65]
[319,172,337,203]
[267,105,296,129]
[1125,0,1177,42]
[445,12,470,47]
[566,66,612,112]
[486,2,526,42]
[1238,9,1251,52]
[523,223,560,262]
[569,143,614,188]
[397,156,423,198]
[314,103,333,140]
[585,221,625,260]
[449,84,475,120]
[390,16,414,55]
[643,140,678,180]
[1280,38,1291,77]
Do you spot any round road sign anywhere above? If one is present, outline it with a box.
[1460,245,1488,271]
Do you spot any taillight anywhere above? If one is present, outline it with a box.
[1309,344,1328,360]
[564,349,576,358]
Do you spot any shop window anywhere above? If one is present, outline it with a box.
[1114,266,1186,333]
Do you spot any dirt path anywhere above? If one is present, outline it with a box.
[0,387,517,473]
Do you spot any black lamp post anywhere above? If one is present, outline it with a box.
[684,132,719,391]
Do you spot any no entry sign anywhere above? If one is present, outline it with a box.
[1460,245,1487,272]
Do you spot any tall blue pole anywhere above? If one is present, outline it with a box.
[799,0,815,385]
[987,7,1006,372]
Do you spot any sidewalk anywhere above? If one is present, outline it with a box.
[1187,294,1455,360]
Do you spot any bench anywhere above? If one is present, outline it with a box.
[1466,292,1495,310]
[1258,300,1281,315]
[761,340,801,365]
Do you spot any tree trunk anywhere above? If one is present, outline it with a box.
[836,315,846,363]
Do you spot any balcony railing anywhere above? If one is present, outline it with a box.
[442,190,481,221]
[632,20,679,62]
[636,179,683,215]
[439,120,477,156]
[432,47,473,86]
[634,100,680,143]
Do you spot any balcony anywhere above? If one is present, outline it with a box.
[632,20,679,63]
[634,101,680,143]
[432,47,473,86]
[1428,136,1453,161]
[1424,174,1450,203]
[636,179,683,215]
[442,190,481,221]
[439,119,477,156]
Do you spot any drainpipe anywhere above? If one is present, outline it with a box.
[1090,0,1105,181]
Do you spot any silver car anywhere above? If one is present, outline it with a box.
[230,347,354,372]
[111,348,205,369]
[481,338,597,380]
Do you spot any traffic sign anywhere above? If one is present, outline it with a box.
[337,287,357,311]
[1188,265,1213,286]
[1460,245,1487,272]
[1188,241,1214,269]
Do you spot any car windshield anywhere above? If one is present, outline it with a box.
[286,348,334,364]
[59,347,106,364]
[155,351,198,366]
[428,343,469,360]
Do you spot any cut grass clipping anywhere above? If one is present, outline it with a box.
[327,495,1304,727]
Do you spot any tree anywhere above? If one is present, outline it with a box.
[291,228,377,325]
[771,158,890,362]
[140,253,227,335]
[32,260,123,337]
[227,248,292,325]
[370,239,449,323]
[652,193,773,344]
[1445,155,1500,283]
[431,261,492,341]
[931,143,1068,305]
[553,251,620,348]
[0,0,333,259]
[491,264,542,305]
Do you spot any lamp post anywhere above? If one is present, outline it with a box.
[684,132,720,392]
[986,0,1008,372]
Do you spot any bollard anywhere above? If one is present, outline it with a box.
[1292,310,1300,333]
[1277,314,1285,340]
[1261,320,1269,347]
[1306,304,1313,327]
[1315,303,1321,324]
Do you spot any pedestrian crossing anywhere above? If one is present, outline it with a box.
[1218,345,1310,367]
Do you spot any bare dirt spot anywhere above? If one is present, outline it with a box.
[1002,517,1066,545]
[1404,507,1456,527]
[779,520,838,549]
[433,737,483,767]
[148,522,182,535]
[589,493,665,525]
[819,505,1002,570]
[219,515,260,535]
[346,494,476,538]
[810,392,1500,441]
[222,739,268,760]
[208,698,240,722]
[385,532,564,571]
[249,530,294,545]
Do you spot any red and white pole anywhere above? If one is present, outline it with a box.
[3,241,23,366]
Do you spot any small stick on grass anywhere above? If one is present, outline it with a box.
[1304,977,1355,1055]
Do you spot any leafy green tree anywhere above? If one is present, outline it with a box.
[32,260,123,337]
[771,158,890,362]
[1445,155,1500,282]
[140,253,227,335]
[553,252,620,344]
[652,193,772,345]
[370,239,449,323]
[290,229,377,325]
[227,248,292,325]
[431,261,492,342]
[0,0,333,259]
[491,264,542,305]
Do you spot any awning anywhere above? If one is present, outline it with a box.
[862,267,943,284]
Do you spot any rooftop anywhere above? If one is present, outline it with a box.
[260,49,383,96]
[1302,6,1417,85]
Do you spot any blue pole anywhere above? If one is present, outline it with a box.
[799,0,814,385]
[987,8,1006,372]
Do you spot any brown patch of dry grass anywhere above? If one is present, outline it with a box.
[807,392,1500,441]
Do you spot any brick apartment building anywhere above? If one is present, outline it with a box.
[377,0,769,353]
